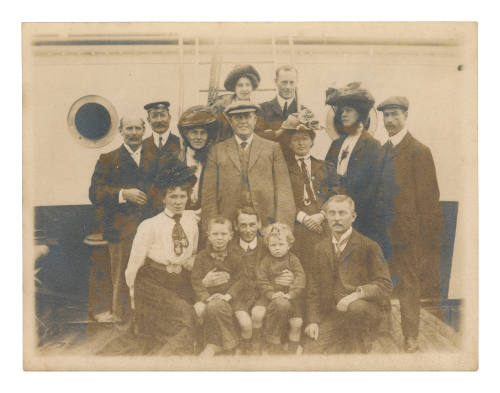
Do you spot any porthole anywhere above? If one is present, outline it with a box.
[67,95,118,148]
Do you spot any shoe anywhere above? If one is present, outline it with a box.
[404,336,419,353]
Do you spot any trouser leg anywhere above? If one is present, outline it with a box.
[108,239,132,325]
[391,243,420,338]
[204,299,239,351]
[264,297,291,345]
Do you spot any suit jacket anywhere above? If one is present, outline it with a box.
[387,132,442,251]
[89,144,159,243]
[201,133,296,231]
[306,229,393,324]
[286,155,338,216]
[255,97,298,139]
[142,133,181,159]
[324,131,396,253]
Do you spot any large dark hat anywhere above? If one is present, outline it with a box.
[154,164,197,191]
[144,101,170,111]
[224,65,261,92]
[325,82,375,110]
[178,105,218,134]
[376,96,409,111]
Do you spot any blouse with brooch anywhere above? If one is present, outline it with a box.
[125,208,200,289]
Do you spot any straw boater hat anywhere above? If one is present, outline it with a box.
[224,65,261,92]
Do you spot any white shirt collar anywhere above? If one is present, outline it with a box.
[295,154,311,162]
[234,133,254,148]
[277,95,295,111]
[388,127,408,147]
[240,237,258,251]
[332,226,353,246]
[153,130,171,148]
[123,143,142,159]
[185,146,198,163]
[163,207,182,218]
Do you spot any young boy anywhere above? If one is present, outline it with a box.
[229,206,267,354]
[191,216,243,356]
[256,223,306,354]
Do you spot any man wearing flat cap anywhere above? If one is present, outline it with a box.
[377,96,442,353]
[143,101,181,158]
[202,101,296,233]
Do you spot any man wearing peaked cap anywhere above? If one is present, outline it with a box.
[377,96,442,353]
[143,101,181,158]
[202,100,296,233]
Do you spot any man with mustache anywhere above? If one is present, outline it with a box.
[202,101,296,233]
[377,96,443,353]
[89,116,160,328]
[143,101,181,158]
[304,195,392,354]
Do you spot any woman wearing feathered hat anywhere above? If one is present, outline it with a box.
[177,105,219,212]
[278,109,338,273]
[124,165,199,355]
[210,64,262,142]
[324,82,395,255]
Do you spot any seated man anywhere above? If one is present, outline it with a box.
[303,195,392,354]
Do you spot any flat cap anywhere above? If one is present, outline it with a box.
[224,65,261,92]
[325,82,375,108]
[178,105,217,132]
[144,101,170,111]
[376,96,409,111]
[224,101,261,116]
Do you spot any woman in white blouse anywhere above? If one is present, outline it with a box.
[125,166,199,355]
[177,105,219,214]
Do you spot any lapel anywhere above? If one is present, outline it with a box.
[392,131,413,158]
[338,229,359,263]
[248,134,264,171]
[310,157,323,190]
[270,97,284,119]
[350,131,369,160]
[225,137,242,173]
[117,144,139,169]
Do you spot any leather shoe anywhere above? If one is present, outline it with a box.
[404,336,419,353]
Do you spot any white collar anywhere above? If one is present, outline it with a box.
[277,95,295,111]
[388,127,408,146]
[295,154,311,162]
[153,130,171,147]
[163,207,182,218]
[332,227,353,245]
[240,237,258,251]
[234,133,254,147]
[185,146,197,161]
[123,143,142,157]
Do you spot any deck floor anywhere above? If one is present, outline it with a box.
[37,301,461,356]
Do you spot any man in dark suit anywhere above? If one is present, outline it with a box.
[201,101,296,232]
[324,83,396,258]
[89,116,160,327]
[377,96,443,353]
[256,65,298,145]
[143,101,181,158]
[303,195,392,354]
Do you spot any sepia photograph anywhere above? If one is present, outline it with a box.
[22,21,477,371]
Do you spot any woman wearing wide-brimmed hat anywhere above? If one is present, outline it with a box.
[211,64,262,142]
[324,83,396,256]
[177,105,219,212]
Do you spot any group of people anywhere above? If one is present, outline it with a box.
[89,64,443,356]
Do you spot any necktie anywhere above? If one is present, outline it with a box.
[334,237,349,258]
[172,214,189,256]
[159,136,163,149]
[299,158,316,205]
[283,101,288,119]
[388,140,394,148]
[210,250,228,262]
[240,141,248,150]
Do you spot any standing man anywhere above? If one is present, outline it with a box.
[143,101,181,158]
[303,195,392,354]
[377,96,443,352]
[89,117,159,328]
[202,101,296,232]
[257,65,299,142]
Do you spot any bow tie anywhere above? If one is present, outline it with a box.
[210,250,228,261]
